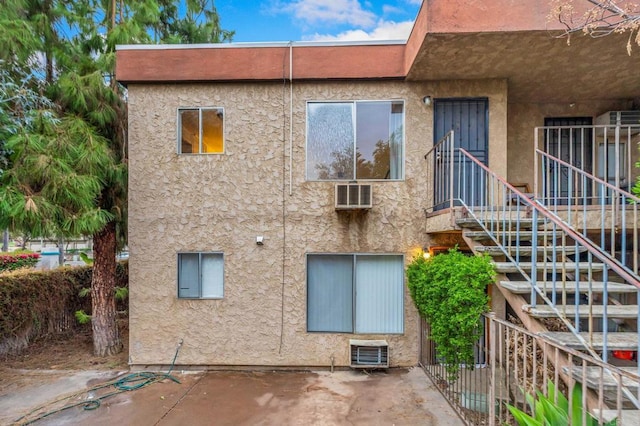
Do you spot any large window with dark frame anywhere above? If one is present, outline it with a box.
[306,101,404,180]
[306,254,404,333]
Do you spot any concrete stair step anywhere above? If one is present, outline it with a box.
[540,332,639,350]
[456,217,544,229]
[464,230,559,241]
[499,281,638,294]
[493,261,605,274]
[564,366,639,391]
[523,304,639,319]
[593,409,640,425]
[476,245,585,256]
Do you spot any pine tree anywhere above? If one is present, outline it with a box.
[0,0,233,356]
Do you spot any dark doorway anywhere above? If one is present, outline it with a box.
[433,98,489,210]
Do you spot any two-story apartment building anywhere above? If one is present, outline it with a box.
[116,0,640,369]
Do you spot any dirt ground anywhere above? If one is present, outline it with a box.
[0,321,128,397]
[1,321,128,371]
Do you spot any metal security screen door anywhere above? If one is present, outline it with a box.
[433,98,489,210]
[543,117,593,205]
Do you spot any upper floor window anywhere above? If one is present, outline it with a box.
[306,101,404,180]
[178,107,224,154]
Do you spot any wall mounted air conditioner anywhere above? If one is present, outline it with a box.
[595,111,640,126]
[335,184,372,210]
[349,339,389,369]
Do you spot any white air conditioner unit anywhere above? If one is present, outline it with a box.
[349,339,389,369]
[335,184,372,210]
[595,111,640,126]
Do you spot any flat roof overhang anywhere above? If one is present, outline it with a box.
[115,42,407,83]
[115,0,640,104]
[406,30,640,103]
[403,0,640,103]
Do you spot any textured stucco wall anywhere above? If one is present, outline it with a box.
[507,100,636,190]
[128,79,508,367]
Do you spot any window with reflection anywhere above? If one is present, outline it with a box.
[178,107,224,154]
[306,101,404,180]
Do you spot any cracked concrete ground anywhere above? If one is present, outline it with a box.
[2,367,464,425]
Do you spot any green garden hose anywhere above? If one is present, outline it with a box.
[14,340,183,425]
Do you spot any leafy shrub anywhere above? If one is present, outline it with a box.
[406,248,495,379]
[507,381,617,426]
[0,261,128,354]
[0,251,40,272]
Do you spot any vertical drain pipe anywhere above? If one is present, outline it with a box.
[289,42,293,196]
[279,43,291,355]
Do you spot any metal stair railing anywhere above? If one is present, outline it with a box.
[535,148,640,280]
[424,130,456,215]
[452,147,640,407]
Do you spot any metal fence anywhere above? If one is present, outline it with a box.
[421,314,640,425]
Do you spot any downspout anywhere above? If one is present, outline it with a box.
[289,42,293,196]
[279,42,293,354]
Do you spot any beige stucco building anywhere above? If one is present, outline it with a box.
[117,0,640,368]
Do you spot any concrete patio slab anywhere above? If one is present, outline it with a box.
[4,367,463,425]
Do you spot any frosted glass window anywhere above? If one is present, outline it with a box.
[307,103,354,180]
[178,107,224,154]
[306,101,404,180]
[307,254,404,333]
[178,252,224,299]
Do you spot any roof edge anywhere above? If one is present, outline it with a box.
[116,39,407,51]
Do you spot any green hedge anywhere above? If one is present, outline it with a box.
[0,251,40,272]
[0,261,128,354]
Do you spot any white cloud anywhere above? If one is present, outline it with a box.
[382,5,402,15]
[277,0,377,28]
[306,19,414,41]
[405,0,423,5]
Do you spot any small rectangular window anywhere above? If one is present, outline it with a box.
[177,252,224,298]
[306,101,404,180]
[178,107,224,154]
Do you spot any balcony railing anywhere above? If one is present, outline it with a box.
[535,125,640,202]
[535,149,640,279]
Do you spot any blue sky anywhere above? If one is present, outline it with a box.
[215,0,422,43]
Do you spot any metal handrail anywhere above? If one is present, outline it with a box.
[454,147,639,407]
[535,148,640,279]
[424,130,455,214]
[459,148,640,289]
[534,124,639,199]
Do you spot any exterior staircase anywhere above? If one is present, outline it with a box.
[459,216,639,359]
[457,210,640,419]
[424,128,640,423]
[424,132,640,365]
